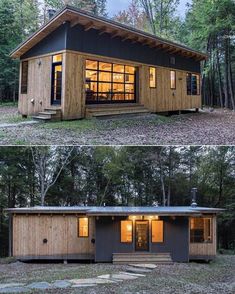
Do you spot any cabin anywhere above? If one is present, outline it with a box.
[10,5,207,121]
[6,204,223,264]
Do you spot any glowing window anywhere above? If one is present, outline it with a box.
[78,218,89,237]
[53,54,62,63]
[170,70,176,89]
[152,220,163,243]
[150,67,156,88]
[121,220,133,243]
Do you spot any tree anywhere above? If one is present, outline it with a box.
[31,146,75,206]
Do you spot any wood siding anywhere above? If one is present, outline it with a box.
[19,51,202,119]
[189,215,217,257]
[18,56,52,116]
[12,214,95,259]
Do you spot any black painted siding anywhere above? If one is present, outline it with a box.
[21,22,200,73]
[21,23,68,59]
[95,216,133,262]
[151,217,189,262]
[95,216,189,263]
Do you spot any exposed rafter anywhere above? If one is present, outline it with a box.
[84,21,94,31]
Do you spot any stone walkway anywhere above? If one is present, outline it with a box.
[0,264,157,293]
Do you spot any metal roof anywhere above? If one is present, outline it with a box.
[10,5,207,60]
[5,206,224,215]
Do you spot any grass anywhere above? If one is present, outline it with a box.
[40,115,172,133]
[0,101,18,107]
[0,257,16,264]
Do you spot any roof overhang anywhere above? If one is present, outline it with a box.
[5,206,224,216]
[10,5,208,61]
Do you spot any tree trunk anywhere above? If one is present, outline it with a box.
[216,41,224,108]
[227,38,235,110]
[224,35,229,108]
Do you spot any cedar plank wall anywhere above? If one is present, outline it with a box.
[189,215,217,257]
[12,214,95,259]
[62,52,85,119]
[18,56,52,116]
[18,51,201,119]
[139,65,201,112]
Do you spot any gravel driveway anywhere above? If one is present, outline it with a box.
[0,106,234,145]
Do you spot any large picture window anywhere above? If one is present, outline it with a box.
[78,217,89,237]
[121,220,133,243]
[86,60,136,104]
[190,217,212,243]
[152,220,163,243]
[51,54,62,105]
[187,73,200,95]
[21,61,28,94]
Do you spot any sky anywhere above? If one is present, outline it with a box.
[107,0,191,18]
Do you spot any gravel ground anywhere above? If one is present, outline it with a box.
[0,106,235,145]
[0,255,234,293]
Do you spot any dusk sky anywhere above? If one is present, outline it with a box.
[107,0,191,17]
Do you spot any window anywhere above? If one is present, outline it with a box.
[51,54,62,105]
[121,220,133,243]
[21,61,28,94]
[86,60,136,103]
[149,67,156,88]
[187,73,200,95]
[152,220,163,243]
[78,217,89,237]
[190,217,212,243]
[170,70,176,89]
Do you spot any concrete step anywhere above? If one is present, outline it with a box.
[113,253,173,265]
[32,116,51,121]
[87,105,147,113]
[38,111,57,116]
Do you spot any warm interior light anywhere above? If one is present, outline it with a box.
[127,224,132,231]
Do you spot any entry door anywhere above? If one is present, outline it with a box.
[51,63,62,105]
[135,221,149,251]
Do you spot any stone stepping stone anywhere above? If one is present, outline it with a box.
[0,287,29,293]
[0,284,25,290]
[98,273,138,281]
[129,263,157,269]
[119,271,146,277]
[53,280,71,288]
[70,278,115,285]
[27,282,53,290]
[72,284,96,288]
[126,266,152,274]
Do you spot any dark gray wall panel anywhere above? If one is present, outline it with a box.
[95,216,189,263]
[21,23,68,60]
[21,22,200,73]
[95,216,133,262]
[151,217,189,262]
[67,25,200,73]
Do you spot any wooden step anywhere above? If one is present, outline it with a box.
[113,253,173,265]
[33,108,62,122]
[86,104,150,119]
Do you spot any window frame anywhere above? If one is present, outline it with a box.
[86,59,137,104]
[187,73,200,95]
[151,220,164,243]
[51,54,63,105]
[190,217,213,244]
[78,217,89,238]
[149,67,156,88]
[21,61,28,94]
[170,70,176,90]
[120,220,133,243]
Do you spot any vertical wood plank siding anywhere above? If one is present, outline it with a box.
[189,215,217,257]
[18,56,52,116]
[12,214,95,258]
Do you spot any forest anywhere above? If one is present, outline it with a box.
[0,146,234,257]
[0,0,234,109]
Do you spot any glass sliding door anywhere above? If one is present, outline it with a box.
[135,221,149,251]
[86,60,137,104]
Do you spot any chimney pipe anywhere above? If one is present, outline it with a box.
[48,9,56,19]
[191,188,198,207]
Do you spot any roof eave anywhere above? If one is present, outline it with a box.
[10,5,207,61]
